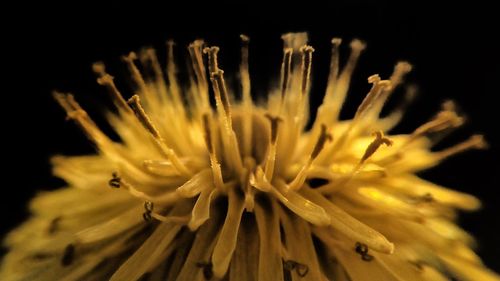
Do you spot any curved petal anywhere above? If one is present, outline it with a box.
[211,189,245,278]
[271,180,331,226]
[302,187,394,254]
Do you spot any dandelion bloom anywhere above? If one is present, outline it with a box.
[1,33,498,281]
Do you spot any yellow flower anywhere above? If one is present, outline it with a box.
[1,32,498,281]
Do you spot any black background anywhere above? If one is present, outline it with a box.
[3,0,500,273]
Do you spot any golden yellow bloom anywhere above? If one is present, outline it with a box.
[1,32,498,281]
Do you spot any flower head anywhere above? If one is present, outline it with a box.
[1,33,498,281]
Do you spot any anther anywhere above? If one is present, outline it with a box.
[418,193,434,203]
[144,201,154,212]
[142,201,154,222]
[355,242,374,262]
[109,172,121,188]
[196,261,213,280]
[282,259,309,277]
[61,244,75,267]
[408,260,427,272]
[48,216,61,235]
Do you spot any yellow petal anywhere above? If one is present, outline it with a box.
[255,198,284,281]
[211,189,245,278]
[302,187,394,254]
[176,169,213,198]
[279,208,324,281]
[271,180,331,226]
[188,188,218,231]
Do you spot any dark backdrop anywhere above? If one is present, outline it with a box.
[3,0,500,272]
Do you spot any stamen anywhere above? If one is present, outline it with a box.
[202,114,215,155]
[242,165,256,212]
[323,38,342,103]
[300,45,314,98]
[166,40,180,94]
[279,48,293,113]
[127,95,191,176]
[151,213,190,224]
[53,92,110,147]
[379,85,417,129]
[204,46,220,76]
[360,131,393,164]
[266,114,283,145]
[140,48,165,87]
[202,114,225,191]
[205,47,245,175]
[164,40,186,117]
[354,75,392,119]
[188,40,207,86]
[53,92,76,114]
[311,124,334,160]
[122,52,149,95]
[61,244,75,266]
[436,134,488,160]
[329,39,366,119]
[240,35,250,69]
[369,61,413,118]
[408,108,464,144]
[188,40,209,106]
[280,49,293,100]
[240,34,253,157]
[330,38,342,78]
[390,61,413,88]
[113,174,157,202]
[92,62,132,113]
[204,46,231,118]
[264,114,283,180]
[289,124,332,191]
[211,69,232,119]
[127,95,162,139]
[292,45,314,121]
